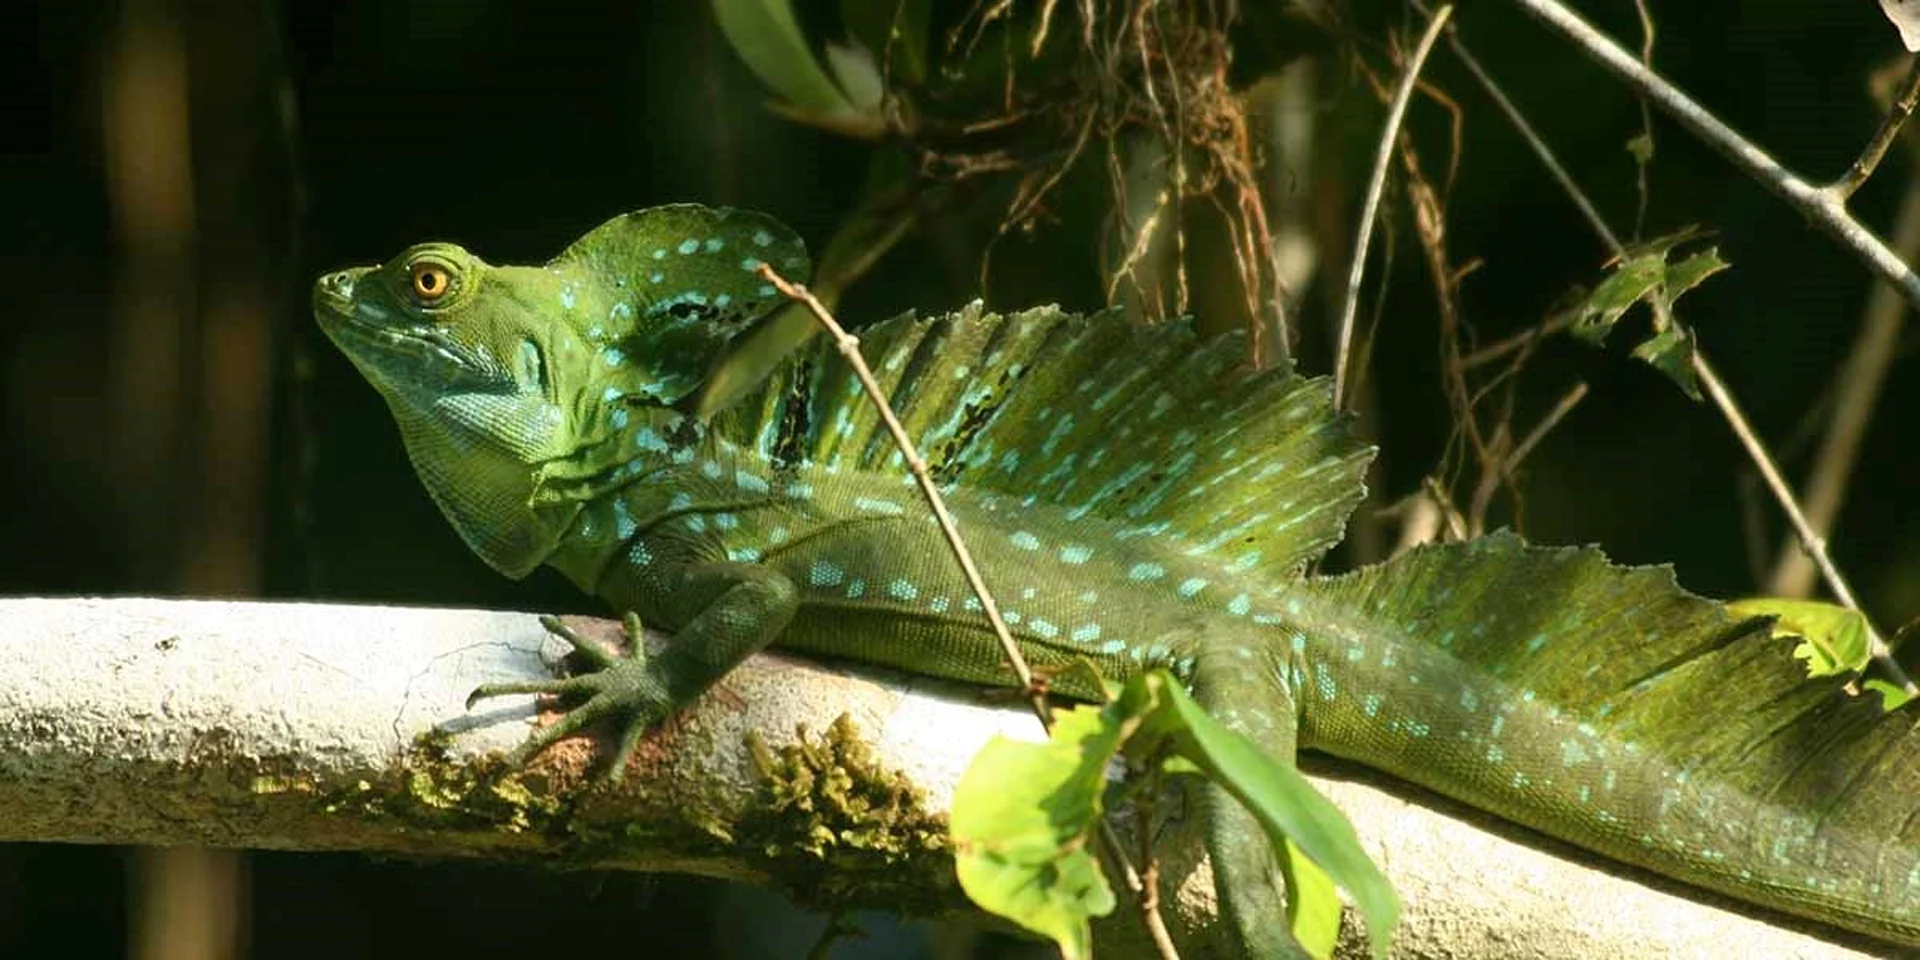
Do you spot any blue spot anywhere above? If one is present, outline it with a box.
[1071,624,1101,642]
[854,497,906,515]
[1527,633,1549,653]
[1313,663,1336,700]
[650,272,664,284]
[559,286,577,309]
[809,560,844,587]
[1363,694,1381,717]
[736,471,771,495]
[634,429,670,453]
[888,579,919,601]
[1226,593,1251,616]
[602,347,626,367]
[929,596,950,614]
[1011,531,1041,551]
[668,492,693,511]
[611,409,629,429]
[715,293,731,309]
[741,257,763,271]
[713,513,738,531]
[677,239,699,254]
[685,515,706,533]
[602,386,622,402]
[1178,578,1208,598]
[753,229,774,246]
[1128,563,1166,582]
[629,540,653,565]
[1030,619,1059,639]
[652,248,667,260]
[845,578,866,599]
[727,547,762,562]
[1487,746,1505,763]
[1060,545,1093,564]
[704,238,724,252]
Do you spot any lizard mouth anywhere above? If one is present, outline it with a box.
[312,269,500,388]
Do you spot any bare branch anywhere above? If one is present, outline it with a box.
[1334,4,1453,410]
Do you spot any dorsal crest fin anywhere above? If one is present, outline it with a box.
[716,304,1374,578]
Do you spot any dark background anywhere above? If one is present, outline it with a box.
[1,1,1914,957]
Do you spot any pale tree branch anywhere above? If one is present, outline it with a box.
[0,597,1891,959]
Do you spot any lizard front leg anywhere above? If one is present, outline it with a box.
[468,560,799,781]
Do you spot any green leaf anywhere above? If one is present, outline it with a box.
[1630,324,1700,399]
[823,41,884,112]
[950,702,1122,960]
[841,0,930,85]
[1865,678,1918,712]
[1728,597,1872,678]
[712,0,857,115]
[1140,674,1398,960]
[1653,249,1730,314]
[1569,253,1664,345]
[1279,837,1343,959]
[1625,132,1655,165]
[1567,232,1727,399]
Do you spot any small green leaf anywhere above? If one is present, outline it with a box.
[950,702,1122,960]
[712,0,857,115]
[1653,249,1729,314]
[1279,837,1343,959]
[1141,674,1398,960]
[1626,132,1655,165]
[1570,253,1664,345]
[1728,597,1872,678]
[1630,325,1700,399]
[1864,678,1918,712]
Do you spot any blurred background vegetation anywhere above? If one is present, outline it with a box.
[1,1,1915,957]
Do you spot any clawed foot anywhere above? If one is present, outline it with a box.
[467,612,669,782]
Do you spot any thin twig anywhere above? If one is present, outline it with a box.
[1334,4,1452,410]
[758,266,1044,720]
[1768,166,1920,596]
[757,266,1181,959]
[1505,0,1920,312]
[1507,381,1589,470]
[1627,0,1657,240]
[1694,353,1919,696]
[1828,54,1920,202]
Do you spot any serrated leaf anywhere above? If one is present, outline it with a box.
[1570,253,1665,344]
[950,701,1123,960]
[1630,324,1700,399]
[1728,597,1872,678]
[1654,249,1729,314]
[1139,673,1398,960]
[713,0,857,115]
[1865,678,1918,712]
[841,0,930,85]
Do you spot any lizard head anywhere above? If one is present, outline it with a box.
[314,205,809,577]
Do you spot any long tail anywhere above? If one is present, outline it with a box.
[1296,532,1920,945]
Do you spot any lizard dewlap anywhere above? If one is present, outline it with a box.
[316,204,1920,953]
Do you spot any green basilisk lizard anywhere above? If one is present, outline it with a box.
[314,204,1919,954]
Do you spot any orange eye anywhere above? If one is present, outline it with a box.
[410,262,452,301]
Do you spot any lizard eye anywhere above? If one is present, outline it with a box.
[410,261,454,303]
